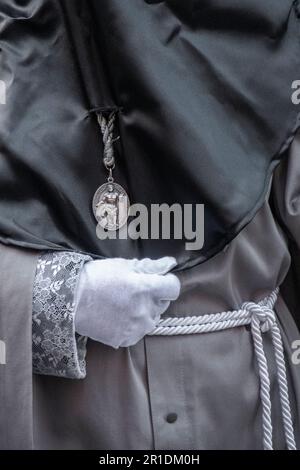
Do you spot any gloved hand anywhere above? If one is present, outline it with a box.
[74,256,181,349]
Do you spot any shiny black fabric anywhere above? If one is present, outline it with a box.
[0,0,299,270]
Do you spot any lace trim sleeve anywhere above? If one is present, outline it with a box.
[32,251,92,379]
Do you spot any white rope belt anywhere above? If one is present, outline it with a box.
[149,288,296,450]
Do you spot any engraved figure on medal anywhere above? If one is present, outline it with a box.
[93,181,129,231]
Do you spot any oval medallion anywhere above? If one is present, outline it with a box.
[92,182,130,231]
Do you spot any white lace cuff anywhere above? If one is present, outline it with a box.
[32,251,92,379]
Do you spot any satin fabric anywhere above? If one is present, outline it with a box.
[0,0,300,270]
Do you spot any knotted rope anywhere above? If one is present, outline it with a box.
[97,112,117,169]
[149,288,296,450]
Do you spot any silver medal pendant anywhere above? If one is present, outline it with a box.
[93,112,130,231]
[92,180,130,231]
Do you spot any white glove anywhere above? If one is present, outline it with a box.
[74,257,181,349]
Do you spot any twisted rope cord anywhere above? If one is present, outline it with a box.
[148,288,296,451]
[150,307,269,336]
[242,291,279,450]
[243,289,295,450]
[258,289,296,449]
[97,112,116,169]
[250,311,273,450]
[271,324,296,450]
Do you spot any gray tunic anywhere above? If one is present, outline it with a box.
[0,134,300,450]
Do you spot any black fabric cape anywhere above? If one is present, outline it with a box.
[0,0,300,271]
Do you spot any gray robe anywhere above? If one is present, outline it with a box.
[0,134,300,450]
